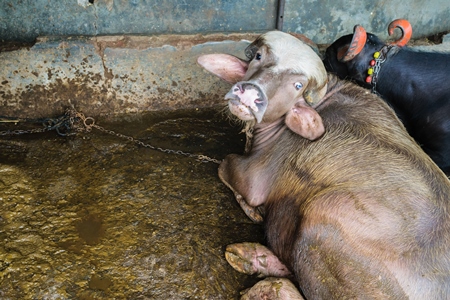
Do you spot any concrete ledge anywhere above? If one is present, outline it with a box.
[0,33,260,118]
[2,32,449,119]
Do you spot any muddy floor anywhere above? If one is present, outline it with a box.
[0,108,265,299]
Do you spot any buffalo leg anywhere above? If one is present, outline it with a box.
[233,192,264,223]
[225,242,292,277]
[240,277,305,300]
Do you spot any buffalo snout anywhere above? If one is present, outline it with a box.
[226,82,268,123]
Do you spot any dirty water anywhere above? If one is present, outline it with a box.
[0,108,265,299]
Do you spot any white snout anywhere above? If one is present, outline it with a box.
[225,83,266,122]
[231,86,261,113]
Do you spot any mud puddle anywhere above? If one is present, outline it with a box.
[0,108,264,299]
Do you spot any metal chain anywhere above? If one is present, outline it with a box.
[0,112,77,136]
[371,45,399,94]
[59,109,223,164]
[0,127,49,135]
[1,109,222,164]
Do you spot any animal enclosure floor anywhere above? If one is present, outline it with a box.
[0,108,264,299]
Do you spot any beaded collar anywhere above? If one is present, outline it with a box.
[365,45,400,94]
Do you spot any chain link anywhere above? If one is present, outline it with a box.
[91,122,222,164]
[0,109,222,164]
[0,127,48,135]
[371,45,399,95]
[0,111,77,136]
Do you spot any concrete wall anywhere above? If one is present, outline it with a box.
[1,0,277,42]
[0,34,257,118]
[283,0,450,42]
[1,0,449,44]
[1,1,450,118]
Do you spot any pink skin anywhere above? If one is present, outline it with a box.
[225,243,292,277]
[226,83,266,123]
[231,85,262,113]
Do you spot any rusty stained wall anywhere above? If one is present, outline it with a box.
[0,34,257,118]
[1,0,450,118]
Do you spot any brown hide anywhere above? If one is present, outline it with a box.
[250,76,450,298]
[199,30,450,299]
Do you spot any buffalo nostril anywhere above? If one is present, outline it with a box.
[233,84,245,94]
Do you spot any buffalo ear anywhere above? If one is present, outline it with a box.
[285,103,325,140]
[197,54,248,83]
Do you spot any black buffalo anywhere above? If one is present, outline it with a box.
[323,20,450,173]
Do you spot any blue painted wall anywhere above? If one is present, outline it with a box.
[0,0,277,42]
[283,0,450,42]
[1,0,449,44]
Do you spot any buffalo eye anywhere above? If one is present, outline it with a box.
[255,53,262,60]
[294,82,303,90]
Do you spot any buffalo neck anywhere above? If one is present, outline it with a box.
[248,75,345,153]
[251,118,287,153]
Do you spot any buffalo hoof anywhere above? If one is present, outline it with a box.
[234,192,264,223]
[240,277,304,300]
[225,242,292,277]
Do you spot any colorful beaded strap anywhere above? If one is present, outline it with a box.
[365,45,398,93]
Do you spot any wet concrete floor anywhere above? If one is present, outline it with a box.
[0,108,265,299]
